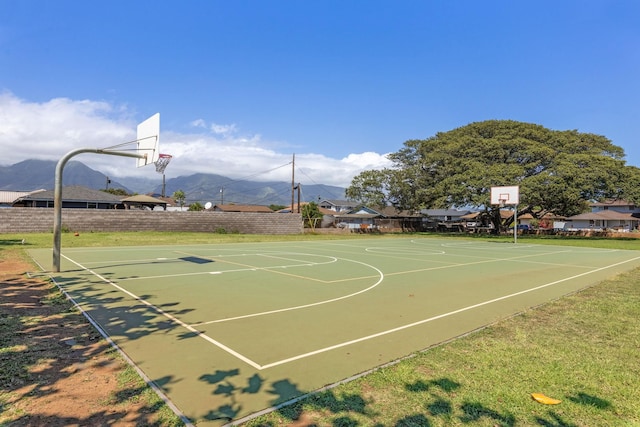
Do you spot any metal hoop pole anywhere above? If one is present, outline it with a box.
[53,148,145,272]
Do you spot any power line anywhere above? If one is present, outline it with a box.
[295,165,346,199]
[219,161,292,187]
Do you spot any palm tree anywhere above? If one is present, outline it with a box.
[172,190,186,210]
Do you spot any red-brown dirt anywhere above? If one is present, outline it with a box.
[0,256,173,426]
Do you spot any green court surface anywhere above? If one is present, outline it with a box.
[28,237,640,425]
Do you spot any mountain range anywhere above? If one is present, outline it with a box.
[0,160,346,206]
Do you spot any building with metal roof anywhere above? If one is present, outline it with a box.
[12,186,124,209]
[0,189,46,207]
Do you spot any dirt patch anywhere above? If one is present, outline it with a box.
[0,256,176,426]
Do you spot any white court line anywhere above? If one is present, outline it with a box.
[327,240,592,271]
[191,257,384,326]
[116,252,339,281]
[459,249,598,270]
[364,245,597,270]
[29,257,195,426]
[77,257,177,266]
[123,262,334,281]
[382,249,582,277]
[60,248,640,371]
[60,253,263,370]
[365,247,446,255]
[259,255,640,369]
[257,253,332,264]
[435,240,621,254]
[195,248,587,324]
[173,250,339,268]
[59,251,384,367]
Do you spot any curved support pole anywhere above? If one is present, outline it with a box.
[53,148,145,272]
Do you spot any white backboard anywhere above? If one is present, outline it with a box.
[490,185,520,205]
[136,113,160,167]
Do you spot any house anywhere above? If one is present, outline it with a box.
[277,201,423,231]
[373,206,423,231]
[333,206,381,230]
[0,189,46,207]
[333,205,423,231]
[591,199,638,214]
[121,194,168,211]
[421,208,474,232]
[12,186,124,209]
[277,202,341,229]
[421,208,472,221]
[318,199,358,213]
[459,210,519,232]
[517,212,565,230]
[278,202,334,215]
[147,194,179,211]
[563,200,640,232]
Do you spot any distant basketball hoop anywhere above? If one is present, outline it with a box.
[490,185,519,206]
[490,185,520,244]
[155,154,173,174]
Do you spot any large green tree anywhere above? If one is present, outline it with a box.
[347,120,640,230]
[344,169,390,208]
[301,202,323,230]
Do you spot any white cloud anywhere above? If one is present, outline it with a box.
[210,122,237,136]
[189,119,207,129]
[0,91,135,162]
[0,92,392,187]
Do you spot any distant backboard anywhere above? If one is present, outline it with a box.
[490,185,520,206]
[136,113,160,167]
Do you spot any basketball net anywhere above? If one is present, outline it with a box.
[155,153,172,174]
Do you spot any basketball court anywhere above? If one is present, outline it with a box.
[28,237,640,425]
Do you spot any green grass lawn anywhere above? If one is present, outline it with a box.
[2,232,640,426]
[249,265,640,426]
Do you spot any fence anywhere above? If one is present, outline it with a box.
[0,208,303,235]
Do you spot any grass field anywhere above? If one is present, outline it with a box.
[2,232,639,426]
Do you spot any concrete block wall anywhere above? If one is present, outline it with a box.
[0,208,303,234]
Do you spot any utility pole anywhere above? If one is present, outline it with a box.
[220,187,224,205]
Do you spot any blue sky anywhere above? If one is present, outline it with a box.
[1,1,639,187]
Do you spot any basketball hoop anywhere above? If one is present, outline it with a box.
[155,153,172,174]
[491,186,519,206]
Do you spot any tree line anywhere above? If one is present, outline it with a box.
[346,120,640,231]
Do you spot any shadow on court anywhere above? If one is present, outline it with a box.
[51,274,197,342]
[198,370,273,422]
